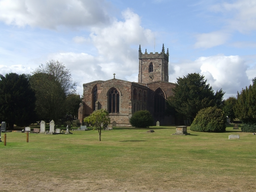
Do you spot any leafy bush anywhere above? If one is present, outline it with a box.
[129,110,154,128]
[190,106,226,132]
[72,120,80,127]
[241,124,256,132]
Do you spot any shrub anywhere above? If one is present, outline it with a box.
[190,106,226,132]
[72,120,80,127]
[241,124,256,132]
[129,110,154,128]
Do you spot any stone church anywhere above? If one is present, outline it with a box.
[78,44,176,127]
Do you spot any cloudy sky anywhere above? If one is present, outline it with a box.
[0,0,256,99]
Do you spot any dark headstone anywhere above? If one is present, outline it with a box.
[233,124,239,129]
[1,121,6,132]
[173,126,189,135]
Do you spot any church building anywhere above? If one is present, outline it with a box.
[78,44,176,127]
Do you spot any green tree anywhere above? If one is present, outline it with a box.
[65,94,81,119]
[129,110,154,128]
[0,73,36,129]
[84,109,110,141]
[34,60,76,96]
[30,73,66,122]
[234,84,256,124]
[190,106,226,132]
[167,73,224,124]
[223,97,237,122]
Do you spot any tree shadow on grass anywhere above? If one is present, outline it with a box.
[119,140,146,142]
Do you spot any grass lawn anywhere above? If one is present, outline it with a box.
[0,125,256,191]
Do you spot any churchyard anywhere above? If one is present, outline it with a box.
[0,125,256,191]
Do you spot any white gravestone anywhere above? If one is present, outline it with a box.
[156,121,160,126]
[55,128,61,134]
[80,125,87,131]
[65,125,69,134]
[25,127,31,132]
[49,120,55,133]
[40,121,46,133]
[228,135,240,139]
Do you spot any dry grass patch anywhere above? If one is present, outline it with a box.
[0,126,256,191]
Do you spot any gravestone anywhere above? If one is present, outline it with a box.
[33,128,40,133]
[0,126,1,142]
[112,121,117,128]
[1,121,6,132]
[49,120,55,133]
[173,126,189,135]
[233,124,239,130]
[55,128,61,134]
[65,125,69,134]
[80,125,87,131]
[156,121,160,126]
[228,135,240,139]
[25,127,31,132]
[40,121,46,133]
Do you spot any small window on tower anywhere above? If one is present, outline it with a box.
[149,62,153,72]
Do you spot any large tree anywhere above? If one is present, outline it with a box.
[167,73,224,124]
[30,73,66,122]
[34,60,76,96]
[234,83,256,124]
[65,94,81,119]
[0,73,36,129]
[223,97,237,122]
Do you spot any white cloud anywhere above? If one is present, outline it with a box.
[0,0,112,29]
[195,0,256,49]
[231,41,256,48]
[0,64,33,75]
[194,31,230,48]
[72,36,89,44]
[170,55,250,99]
[211,0,256,33]
[89,9,155,77]
[45,9,155,95]
[199,55,250,94]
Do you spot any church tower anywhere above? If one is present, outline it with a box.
[138,44,169,84]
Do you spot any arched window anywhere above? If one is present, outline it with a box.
[154,88,165,117]
[138,90,141,101]
[92,85,97,111]
[108,88,119,113]
[133,89,137,100]
[149,62,153,72]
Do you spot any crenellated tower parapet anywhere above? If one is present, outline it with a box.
[138,44,169,84]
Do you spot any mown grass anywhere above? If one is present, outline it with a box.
[1,125,256,190]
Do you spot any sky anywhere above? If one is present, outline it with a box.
[0,0,256,99]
